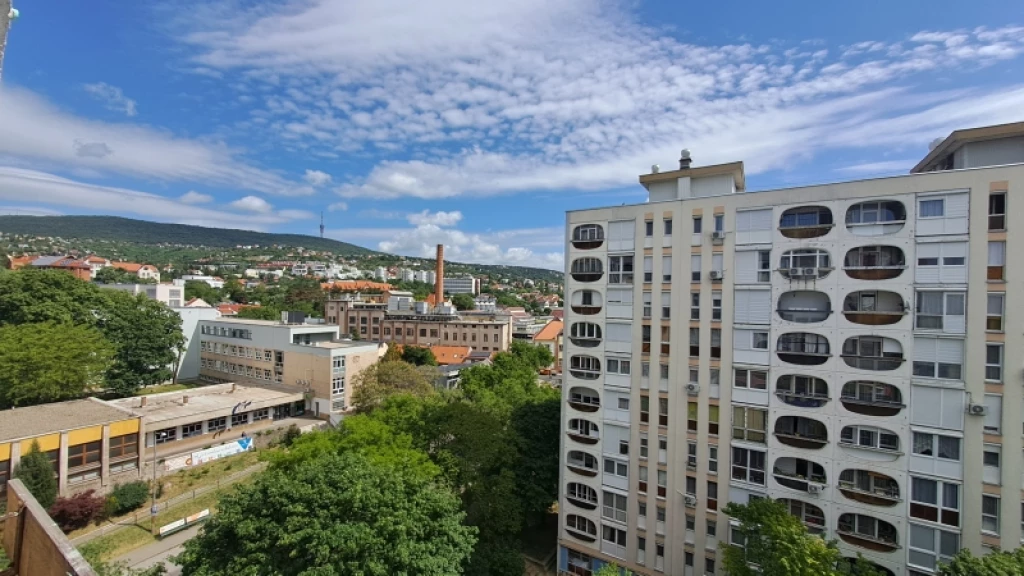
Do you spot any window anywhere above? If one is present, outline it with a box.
[691,254,702,282]
[643,256,653,282]
[837,514,898,546]
[707,481,718,510]
[983,445,1000,485]
[915,291,965,331]
[689,327,700,357]
[687,441,697,469]
[910,477,960,527]
[566,515,597,538]
[658,398,668,427]
[662,255,672,283]
[332,376,345,395]
[664,218,673,236]
[154,428,176,444]
[685,552,694,567]
[912,432,960,460]
[919,198,945,218]
[987,293,1005,331]
[711,328,722,358]
[707,519,717,537]
[714,214,724,232]
[603,491,628,523]
[606,357,631,375]
[839,425,899,452]
[608,255,634,284]
[639,433,648,459]
[643,292,652,318]
[779,249,831,273]
[983,394,1002,434]
[734,369,767,390]
[912,337,963,380]
[751,331,768,350]
[982,495,1000,535]
[908,524,959,572]
[693,216,702,233]
[231,414,247,428]
[661,292,671,320]
[569,418,599,438]
[638,465,648,493]
[645,220,654,236]
[686,514,695,531]
[732,407,767,442]
[207,417,226,432]
[660,326,671,356]
[986,344,1003,382]
[687,402,698,432]
[67,441,101,469]
[181,422,203,438]
[988,241,1006,280]
[252,408,269,421]
[989,192,1006,230]
[708,405,719,435]
[657,469,668,497]
[731,447,766,485]
[691,292,700,320]
[640,395,649,423]
[711,291,722,321]
[604,458,628,480]
[108,434,138,459]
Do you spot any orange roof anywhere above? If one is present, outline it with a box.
[7,255,36,270]
[84,255,108,264]
[533,319,563,342]
[428,346,473,365]
[111,261,148,273]
[216,303,256,315]
[322,280,393,292]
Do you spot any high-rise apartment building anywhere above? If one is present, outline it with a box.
[557,122,1024,576]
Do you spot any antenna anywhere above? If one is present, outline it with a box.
[319,211,324,239]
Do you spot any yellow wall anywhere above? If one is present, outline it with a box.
[109,419,140,436]
[0,443,10,460]
[67,426,103,445]
[21,433,59,453]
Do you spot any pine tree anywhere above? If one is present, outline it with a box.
[14,440,58,509]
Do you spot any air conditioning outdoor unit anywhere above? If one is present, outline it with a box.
[968,403,988,416]
[709,270,724,281]
[684,494,698,507]
[807,483,824,494]
[802,267,817,277]
[788,267,804,278]
[711,230,727,241]
[686,382,700,395]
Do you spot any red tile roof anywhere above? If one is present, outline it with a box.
[533,319,563,342]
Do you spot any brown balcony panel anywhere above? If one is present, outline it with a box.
[780,225,834,239]
[571,305,601,315]
[839,486,900,507]
[567,464,598,477]
[572,239,604,250]
[843,311,904,326]
[845,268,904,281]
[836,531,898,552]
[567,433,599,445]
[568,401,600,413]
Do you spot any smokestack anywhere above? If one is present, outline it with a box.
[435,244,444,310]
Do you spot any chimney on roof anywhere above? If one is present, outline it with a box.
[679,149,692,170]
[435,244,444,311]
[140,397,147,407]
[183,395,189,405]
[231,382,237,393]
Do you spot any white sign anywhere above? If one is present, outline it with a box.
[158,518,186,537]
[190,437,254,466]
[163,455,191,472]
[186,509,211,523]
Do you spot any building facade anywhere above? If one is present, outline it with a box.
[558,126,1023,576]
[443,276,481,294]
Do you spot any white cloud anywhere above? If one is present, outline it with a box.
[174,2,1024,198]
[356,208,406,220]
[230,195,274,213]
[0,205,63,216]
[836,159,917,174]
[83,82,138,117]
[179,190,214,204]
[304,169,332,186]
[406,209,462,227]
[328,201,347,211]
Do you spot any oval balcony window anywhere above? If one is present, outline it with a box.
[572,224,605,249]
[566,482,599,510]
[843,246,906,280]
[842,291,907,325]
[840,381,904,417]
[779,206,834,239]
[839,559,896,576]
[566,450,599,477]
[837,513,899,552]
[845,201,907,236]
[779,498,827,535]
[839,425,900,454]
[774,416,829,449]
[776,333,830,366]
[568,387,601,413]
[838,469,901,507]
[565,514,598,542]
[773,457,827,493]
[776,375,829,408]
[777,291,832,323]
[570,258,603,283]
[841,336,904,371]
[569,355,601,380]
[567,418,600,444]
[569,322,602,348]
[779,249,832,280]
[570,290,602,315]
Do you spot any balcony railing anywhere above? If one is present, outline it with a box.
[775,390,830,408]
[571,304,601,315]
[566,461,598,477]
[567,430,600,445]
[777,308,832,323]
[841,355,904,371]
[838,480,901,504]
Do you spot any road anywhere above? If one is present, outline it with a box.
[116,524,202,576]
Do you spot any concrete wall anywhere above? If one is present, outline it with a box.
[175,306,221,380]
[2,479,97,576]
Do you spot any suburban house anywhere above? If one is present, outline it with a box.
[111,261,161,281]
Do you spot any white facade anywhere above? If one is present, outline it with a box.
[559,145,1023,576]
[102,283,186,308]
[177,275,225,289]
[443,276,480,294]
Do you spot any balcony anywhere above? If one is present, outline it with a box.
[840,381,904,417]
[775,375,829,408]
[568,387,600,413]
[774,416,829,449]
[777,291,832,323]
[570,290,602,315]
[838,469,901,507]
[779,206,834,239]
[572,224,604,250]
[773,457,827,492]
[565,482,598,510]
[570,258,603,283]
[569,355,601,380]
[569,322,602,348]
[845,200,906,236]
[776,333,830,366]
[779,249,832,281]
[839,425,900,454]
[565,515,598,542]
[836,514,899,552]
[841,337,904,371]
[566,450,599,477]
[842,291,907,326]
[779,498,826,535]
[567,418,599,444]
[843,246,906,280]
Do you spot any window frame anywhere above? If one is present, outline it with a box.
[732,406,767,443]
[910,476,961,528]
[731,446,766,485]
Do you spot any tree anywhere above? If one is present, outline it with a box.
[722,499,886,576]
[176,453,477,575]
[106,481,150,516]
[49,489,106,532]
[594,564,631,576]
[94,267,153,285]
[14,441,58,509]
[235,306,280,321]
[351,361,437,412]
[451,293,475,311]
[512,391,561,526]
[402,346,438,366]
[183,280,221,304]
[938,547,1024,575]
[381,343,403,363]
[509,341,554,372]
[0,322,114,408]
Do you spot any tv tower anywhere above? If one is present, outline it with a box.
[319,211,325,238]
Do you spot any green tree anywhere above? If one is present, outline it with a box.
[594,564,631,576]
[402,346,438,366]
[351,361,436,412]
[183,280,221,304]
[937,547,1024,575]
[381,343,403,362]
[722,499,885,576]
[0,322,114,408]
[14,440,58,509]
[511,391,561,526]
[235,306,280,321]
[176,453,477,575]
[451,293,475,311]
[509,341,554,372]
[94,267,153,285]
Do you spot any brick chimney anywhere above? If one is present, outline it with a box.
[435,244,444,311]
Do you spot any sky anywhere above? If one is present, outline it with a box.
[0,0,1022,270]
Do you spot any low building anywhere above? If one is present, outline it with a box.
[29,256,92,280]
[102,283,185,308]
[474,294,497,312]
[83,255,111,278]
[427,345,473,365]
[176,275,225,289]
[532,319,563,373]
[443,276,480,295]
[111,261,161,281]
[0,399,142,499]
[196,318,381,416]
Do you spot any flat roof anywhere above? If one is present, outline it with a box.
[0,399,137,444]
[204,318,337,330]
[911,121,1024,173]
[105,383,303,426]
[638,161,745,190]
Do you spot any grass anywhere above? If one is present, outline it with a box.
[134,381,202,396]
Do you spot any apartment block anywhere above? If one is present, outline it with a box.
[197,318,380,417]
[558,122,1024,576]
[443,276,481,294]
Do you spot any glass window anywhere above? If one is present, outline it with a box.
[919,199,945,218]
[732,407,767,443]
[67,441,101,469]
[734,369,767,390]
[982,495,1000,535]
[986,344,1003,382]
[987,293,1005,331]
[989,192,1006,230]
[108,434,138,459]
[910,477,960,527]
[731,447,766,485]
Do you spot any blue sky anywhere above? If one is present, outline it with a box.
[0,0,1022,269]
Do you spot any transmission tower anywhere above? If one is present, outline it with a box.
[0,0,18,83]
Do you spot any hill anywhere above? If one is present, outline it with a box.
[0,215,376,255]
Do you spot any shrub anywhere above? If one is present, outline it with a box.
[49,490,106,533]
[281,425,301,447]
[106,481,150,516]
[14,441,58,509]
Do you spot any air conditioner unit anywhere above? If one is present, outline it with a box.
[968,403,988,416]
[807,483,824,494]
[802,267,817,277]
[684,494,698,507]
[711,230,727,241]
[686,382,700,395]
[788,267,803,278]
[709,270,724,281]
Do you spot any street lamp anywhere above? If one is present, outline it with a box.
[150,430,168,535]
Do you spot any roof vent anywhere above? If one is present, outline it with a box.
[679,149,692,169]
[651,164,660,174]
[928,137,944,151]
